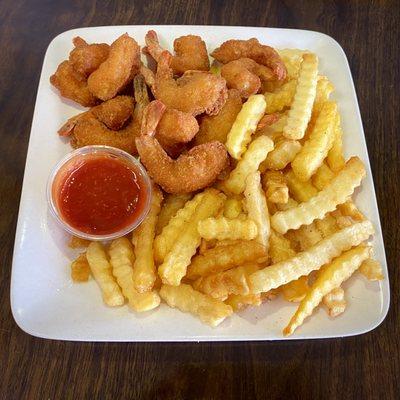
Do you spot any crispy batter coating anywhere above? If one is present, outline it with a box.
[69,37,110,77]
[154,51,227,116]
[145,30,210,75]
[212,38,287,80]
[221,58,275,98]
[92,95,134,130]
[58,96,137,154]
[87,34,140,101]
[156,108,199,157]
[194,89,242,145]
[136,101,228,193]
[50,60,98,107]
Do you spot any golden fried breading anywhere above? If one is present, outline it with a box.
[50,60,98,107]
[194,89,242,145]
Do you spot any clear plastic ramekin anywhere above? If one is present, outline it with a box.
[47,145,152,241]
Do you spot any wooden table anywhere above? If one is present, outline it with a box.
[1,1,398,398]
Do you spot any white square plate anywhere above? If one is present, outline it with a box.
[11,25,389,341]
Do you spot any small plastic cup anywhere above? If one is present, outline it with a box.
[47,145,152,241]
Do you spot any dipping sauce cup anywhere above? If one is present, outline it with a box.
[47,146,152,241]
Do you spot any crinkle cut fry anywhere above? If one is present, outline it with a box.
[158,189,224,286]
[283,245,371,336]
[226,94,267,160]
[109,238,160,312]
[271,157,366,234]
[86,242,124,307]
[244,171,271,249]
[159,284,233,327]
[283,53,319,140]
[186,239,267,280]
[154,191,206,264]
[249,220,374,294]
[224,135,274,194]
[291,101,337,182]
[198,216,258,241]
[131,185,163,292]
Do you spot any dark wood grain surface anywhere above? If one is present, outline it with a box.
[1,1,399,399]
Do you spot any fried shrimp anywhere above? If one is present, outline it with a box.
[88,34,140,101]
[154,51,227,116]
[90,96,133,130]
[58,96,137,153]
[145,30,210,74]
[156,108,199,157]
[212,38,287,81]
[221,58,275,98]
[136,100,229,193]
[50,61,98,107]
[133,74,192,157]
[194,89,242,145]
[69,37,110,77]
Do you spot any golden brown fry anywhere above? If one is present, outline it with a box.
[262,170,289,204]
[223,196,243,219]
[294,223,323,250]
[86,242,124,307]
[283,54,319,140]
[70,253,91,282]
[292,101,337,181]
[281,276,309,302]
[277,49,307,79]
[158,189,224,286]
[272,157,366,234]
[198,216,258,241]
[132,186,163,292]
[285,170,318,202]
[225,293,262,311]
[264,79,297,113]
[312,162,335,190]
[154,191,207,264]
[260,139,301,171]
[224,135,274,194]
[226,94,267,159]
[194,264,259,300]
[244,171,271,248]
[269,230,296,263]
[109,238,160,312]
[186,239,267,280]
[156,193,192,235]
[249,221,374,293]
[359,258,384,281]
[322,287,346,317]
[68,236,90,249]
[315,213,338,238]
[313,76,335,116]
[327,114,345,172]
[159,284,233,327]
[283,245,371,336]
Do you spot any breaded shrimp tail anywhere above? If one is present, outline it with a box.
[136,101,228,193]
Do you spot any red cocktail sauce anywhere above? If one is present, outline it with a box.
[54,156,149,235]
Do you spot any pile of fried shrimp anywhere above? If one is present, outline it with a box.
[53,31,383,336]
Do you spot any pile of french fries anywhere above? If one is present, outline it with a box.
[69,49,383,336]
